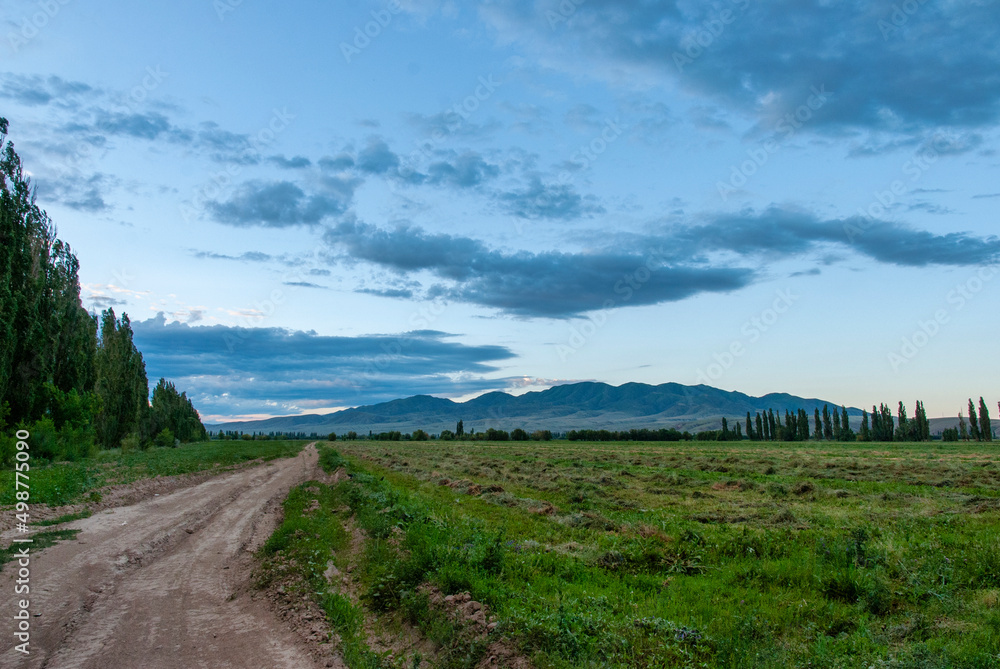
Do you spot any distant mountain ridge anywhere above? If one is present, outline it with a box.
[208,381,867,435]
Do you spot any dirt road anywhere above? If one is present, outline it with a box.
[1,443,339,668]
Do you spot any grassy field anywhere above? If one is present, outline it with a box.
[263,439,1000,669]
[0,439,309,507]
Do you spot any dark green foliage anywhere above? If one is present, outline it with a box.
[0,119,97,424]
[839,406,854,441]
[797,408,810,441]
[153,428,175,448]
[148,378,207,444]
[978,397,992,442]
[0,120,204,453]
[567,428,689,442]
[822,404,833,440]
[968,399,981,442]
[93,309,149,449]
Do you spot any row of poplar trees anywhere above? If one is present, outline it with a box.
[738,401,941,442]
[0,118,205,461]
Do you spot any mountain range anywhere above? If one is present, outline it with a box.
[208,381,876,435]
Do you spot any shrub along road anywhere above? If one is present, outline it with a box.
[0,443,339,668]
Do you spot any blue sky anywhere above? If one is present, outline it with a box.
[3,0,998,422]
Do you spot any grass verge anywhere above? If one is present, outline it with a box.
[0,439,309,506]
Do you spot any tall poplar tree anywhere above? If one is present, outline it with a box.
[979,397,992,442]
[968,399,981,442]
[822,404,833,440]
[94,309,149,449]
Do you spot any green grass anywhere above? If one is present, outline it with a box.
[32,510,92,526]
[264,440,1000,668]
[0,528,81,566]
[0,439,309,506]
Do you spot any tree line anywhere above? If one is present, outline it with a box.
[322,398,995,444]
[0,119,205,464]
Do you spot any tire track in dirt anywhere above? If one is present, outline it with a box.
[1,443,340,668]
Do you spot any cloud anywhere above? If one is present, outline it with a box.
[93,111,174,140]
[322,207,1000,318]
[34,172,115,212]
[497,176,603,220]
[906,202,954,216]
[973,193,1000,199]
[283,281,326,289]
[0,73,96,108]
[319,154,355,171]
[358,287,415,299]
[206,180,355,227]
[194,250,275,262]
[355,137,400,174]
[323,218,754,317]
[131,314,516,419]
[564,103,601,131]
[268,154,312,169]
[425,151,500,188]
[674,207,1000,268]
[481,1,1000,135]
[405,111,502,140]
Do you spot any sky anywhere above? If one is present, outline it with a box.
[2,0,998,423]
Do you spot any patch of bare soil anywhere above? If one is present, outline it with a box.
[0,444,339,668]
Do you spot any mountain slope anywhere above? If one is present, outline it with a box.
[209,381,866,435]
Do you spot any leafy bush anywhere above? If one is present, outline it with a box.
[154,428,175,448]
